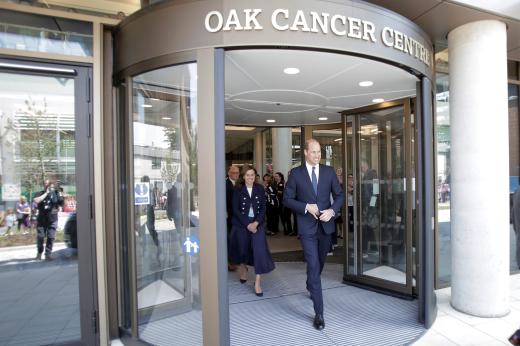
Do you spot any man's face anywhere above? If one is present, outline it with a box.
[44,179,51,189]
[228,166,239,181]
[305,141,321,166]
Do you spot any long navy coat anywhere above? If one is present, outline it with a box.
[230,183,275,275]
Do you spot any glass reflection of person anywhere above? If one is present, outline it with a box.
[167,175,182,231]
[33,179,64,260]
[361,160,377,257]
[347,174,354,233]
[138,175,160,263]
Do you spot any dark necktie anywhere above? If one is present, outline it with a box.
[312,166,318,195]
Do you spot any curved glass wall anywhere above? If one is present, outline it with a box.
[131,62,201,345]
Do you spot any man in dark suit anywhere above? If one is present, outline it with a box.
[284,138,344,330]
[226,165,240,271]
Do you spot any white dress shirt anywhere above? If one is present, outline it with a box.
[305,161,319,183]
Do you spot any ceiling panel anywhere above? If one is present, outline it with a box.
[225,49,418,126]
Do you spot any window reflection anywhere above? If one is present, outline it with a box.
[132,63,201,345]
[0,72,80,345]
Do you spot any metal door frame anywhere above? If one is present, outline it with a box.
[119,51,198,333]
[342,98,414,297]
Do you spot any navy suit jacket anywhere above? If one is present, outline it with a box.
[231,183,266,230]
[284,164,344,235]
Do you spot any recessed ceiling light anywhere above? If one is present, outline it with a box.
[266,119,276,123]
[359,81,373,87]
[372,98,384,103]
[283,67,300,75]
[142,104,152,108]
[318,117,328,121]
[162,117,172,120]
[150,97,159,101]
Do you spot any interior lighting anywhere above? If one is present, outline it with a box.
[372,98,384,103]
[142,104,152,108]
[162,116,172,120]
[266,119,276,123]
[359,81,373,87]
[283,67,300,75]
[318,117,328,121]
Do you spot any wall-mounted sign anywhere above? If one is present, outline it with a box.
[134,182,150,205]
[204,9,432,67]
[2,183,20,201]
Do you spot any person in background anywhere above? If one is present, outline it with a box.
[263,174,279,236]
[4,208,16,236]
[274,172,293,236]
[230,165,275,296]
[33,179,64,260]
[226,164,240,271]
[347,174,354,234]
[16,196,30,233]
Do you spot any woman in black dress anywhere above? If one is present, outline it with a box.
[230,165,275,296]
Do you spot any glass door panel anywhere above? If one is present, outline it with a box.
[345,119,356,276]
[0,62,95,345]
[359,106,407,285]
[343,99,413,296]
[130,62,201,342]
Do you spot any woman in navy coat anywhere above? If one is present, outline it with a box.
[230,165,275,296]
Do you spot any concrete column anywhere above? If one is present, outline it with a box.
[254,131,263,175]
[271,127,293,178]
[449,20,509,317]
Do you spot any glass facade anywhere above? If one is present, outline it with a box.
[0,10,93,57]
[435,53,520,285]
[130,63,202,344]
[0,71,80,345]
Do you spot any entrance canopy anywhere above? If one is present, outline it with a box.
[114,0,434,81]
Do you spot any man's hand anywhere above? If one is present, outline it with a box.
[306,204,320,219]
[247,221,258,233]
[319,209,335,222]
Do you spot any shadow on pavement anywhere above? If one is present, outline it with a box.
[0,247,78,272]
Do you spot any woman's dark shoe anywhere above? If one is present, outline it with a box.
[240,278,247,284]
[254,287,263,297]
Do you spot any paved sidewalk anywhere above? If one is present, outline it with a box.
[413,274,520,346]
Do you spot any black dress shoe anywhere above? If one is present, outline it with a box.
[313,314,325,330]
[240,278,247,284]
[509,329,520,345]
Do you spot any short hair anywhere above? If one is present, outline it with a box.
[304,138,320,151]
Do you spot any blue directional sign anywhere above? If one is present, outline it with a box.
[183,235,200,256]
[134,182,150,205]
